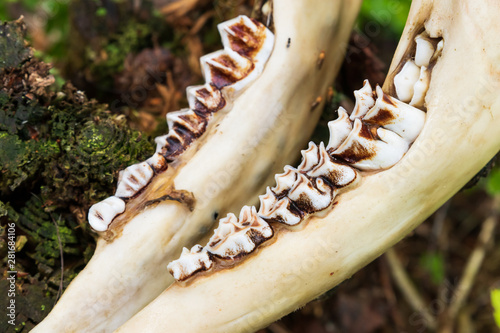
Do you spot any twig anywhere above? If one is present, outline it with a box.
[385,248,437,330]
[447,197,499,322]
[50,213,65,305]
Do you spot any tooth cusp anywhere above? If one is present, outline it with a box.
[327,107,354,152]
[186,84,225,114]
[287,173,334,213]
[414,33,435,67]
[271,166,298,196]
[115,162,154,198]
[394,60,420,103]
[88,196,125,232]
[350,79,376,120]
[167,245,214,282]
[206,206,273,259]
[308,143,357,187]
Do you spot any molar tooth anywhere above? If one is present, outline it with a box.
[297,142,320,172]
[410,66,431,108]
[258,187,278,216]
[394,60,420,103]
[186,84,224,113]
[331,119,410,170]
[206,206,273,259]
[414,33,435,67]
[88,196,125,232]
[287,173,334,213]
[327,107,353,152]
[115,162,154,198]
[260,197,302,226]
[146,153,168,173]
[363,86,426,143]
[271,166,298,196]
[166,109,208,136]
[218,15,274,67]
[308,142,357,187]
[350,80,376,120]
[167,245,213,282]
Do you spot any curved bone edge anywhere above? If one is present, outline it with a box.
[115,162,155,199]
[218,15,275,65]
[167,245,214,282]
[410,66,431,108]
[88,196,126,232]
[331,119,410,171]
[414,33,435,67]
[35,1,362,331]
[115,1,500,332]
[363,86,426,143]
[206,206,273,259]
[326,107,353,151]
[393,60,420,103]
[350,79,376,120]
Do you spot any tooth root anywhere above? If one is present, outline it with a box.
[166,245,213,282]
[297,142,320,172]
[308,142,357,188]
[218,15,275,66]
[115,162,154,198]
[364,86,426,143]
[261,197,302,226]
[409,66,431,108]
[350,80,376,120]
[146,153,168,173]
[271,166,298,196]
[287,173,334,213]
[394,60,420,103]
[206,206,273,260]
[414,33,435,67]
[186,84,224,113]
[88,196,125,232]
[327,107,353,152]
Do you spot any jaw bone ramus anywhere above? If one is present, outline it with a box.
[33,1,362,332]
[114,0,500,332]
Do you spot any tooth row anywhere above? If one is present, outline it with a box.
[167,206,273,281]
[169,75,432,281]
[88,16,274,232]
[394,33,443,108]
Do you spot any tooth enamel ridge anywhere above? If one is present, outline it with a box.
[88,196,126,232]
[88,16,274,231]
[167,245,214,282]
[168,35,444,282]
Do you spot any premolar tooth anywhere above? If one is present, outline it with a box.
[271,166,298,196]
[410,66,431,108]
[331,119,409,170]
[350,80,376,120]
[166,109,208,136]
[297,142,320,172]
[115,162,154,198]
[186,84,224,113]
[206,206,273,259]
[363,86,426,143]
[308,142,357,187]
[88,196,125,232]
[327,107,353,152]
[258,187,278,216]
[394,60,420,103]
[146,153,168,173]
[167,245,213,282]
[287,173,334,213]
[414,33,435,67]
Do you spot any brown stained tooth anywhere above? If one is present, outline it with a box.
[115,162,154,198]
[363,86,426,143]
[287,173,335,213]
[260,197,302,226]
[167,245,214,282]
[307,142,357,188]
[166,109,208,137]
[297,142,320,172]
[271,166,299,197]
[326,107,353,152]
[186,84,225,114]
[350,79,376,120]
[206,206,273,260]
[331,119,409,170]
[218,15,275,65]
[257,187,279,216]
[146,153,168,173]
